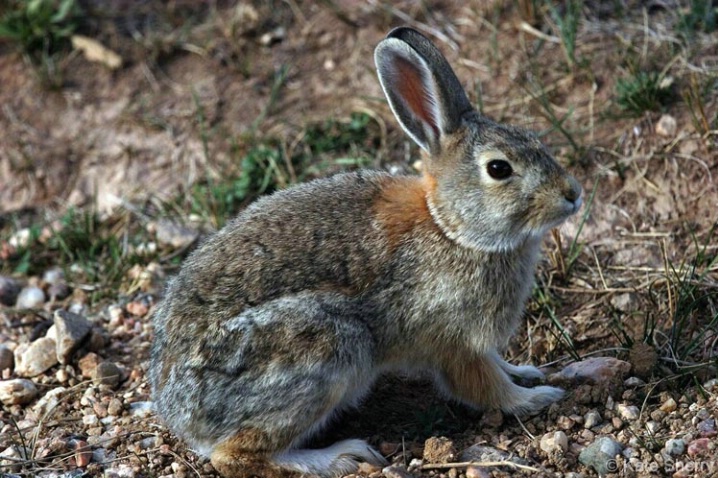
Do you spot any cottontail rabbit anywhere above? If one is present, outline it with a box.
[149,27,582,478]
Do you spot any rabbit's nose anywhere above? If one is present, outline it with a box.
[564,176,582,204]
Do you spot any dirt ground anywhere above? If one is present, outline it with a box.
[1,1,717,477]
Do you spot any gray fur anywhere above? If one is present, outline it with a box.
[149,27,582,478]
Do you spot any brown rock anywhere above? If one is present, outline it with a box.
[78,353,101,378]
[629,343,658,378]
[423,436,456,464]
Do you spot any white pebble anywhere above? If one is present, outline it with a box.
[16,286,46,309]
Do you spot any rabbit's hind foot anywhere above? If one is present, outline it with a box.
[211,434,387,478]
[273,439,388,477]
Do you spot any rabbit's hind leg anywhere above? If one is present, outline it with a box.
[208,292,382,477]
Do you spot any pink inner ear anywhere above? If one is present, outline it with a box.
[393,56,439,139]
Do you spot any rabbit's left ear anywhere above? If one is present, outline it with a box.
[374,27,473,154]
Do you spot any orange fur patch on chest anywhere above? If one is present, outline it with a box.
[373,174,440,250]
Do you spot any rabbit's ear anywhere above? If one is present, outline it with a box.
[375,27,473,154]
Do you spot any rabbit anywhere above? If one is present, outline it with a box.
[149,26,582,478]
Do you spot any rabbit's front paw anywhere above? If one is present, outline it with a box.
[506,364,546,381]
[504,385,564,416]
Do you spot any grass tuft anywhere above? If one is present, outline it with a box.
[615,71,674,116]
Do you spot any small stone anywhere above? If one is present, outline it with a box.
[610,293,633,310]
[93,361,121,388]
[660,397,677,413]
[646,421,660,434]
[664,438,685,456]
[9,228,32,248]
[423,436,455,463]
[650,409,667,421]
[623,376,645,388]
[557,415,576,430]
[126,301,149,317]
[16,286,46,309]
[629,343,657,378]
[129,401,153,417]
[33,386,67,416]
[54,309,93,364]
[0,379,39,405]
[687,438,711,456]
[107,398,123,416]
[42,268,65,285]
[584,410,602,429]
[78,352,101,378]
[0,276,21,306]
[554,357,631,385]
[151,219,199,249]
[617,404,640,421]
[15,337,58,377]
[656,114,677,137]
[69,438,92,467]
[697,418,717,438]
[466,466,491,478]
[460,444,515,463]
[82,414,99,426]
[0,345,14,372]
[382,465,414,478]
[480,408,503,428]
[135,437,155,450]
[578,437,623,476]
[48,282,71,301]
[540,431,568,453]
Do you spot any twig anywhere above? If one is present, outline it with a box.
[420,460,540,472]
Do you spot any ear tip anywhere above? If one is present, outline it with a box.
[385,26,426,43]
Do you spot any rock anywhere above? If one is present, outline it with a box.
[54,309,93,364]
[609,293,632,310]
[126,301,149,317]
[15,337,58,377]
[82,414,99,426]
[0,276,21,306]
[646,421,660,434]
[42,268,65,285]
[0,345,14,371]
[459,444,519,463]
[33,386,67,416]
[68,438,92,467]
[104,463,137,477]
[93,361,121,387]
[0,379,39,405]
[48,282,71,301]
[107,398,123,416]
[78,352,101,378]
[660,397,677,413]
[16,286,45,309]
[697,418,717,438]
[540,431,569,453]
[584,410,602,429]
[129,401,153,417]
[623,377,645,387]
[664,438,685,456]
[382,465,415,478]
[656,114,677,137]
[687,437,711,456]
[628,343,657,378]
[554,357,631,385]
[9,228,32,248]
[151,219,199,249]
[617,404,640,421]
[423,436,455,463]
[578,436,623,476]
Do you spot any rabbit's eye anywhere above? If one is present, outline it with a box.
[487,160,513,180]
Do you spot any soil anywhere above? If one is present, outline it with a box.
[1,1,717,477]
